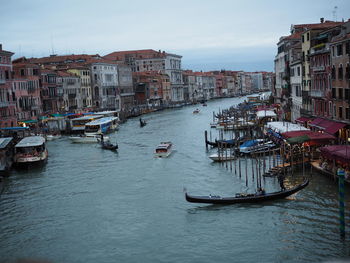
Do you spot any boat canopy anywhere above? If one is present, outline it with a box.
[319,145,350,165]
[15,136,45,148]
[0,137,13,149]
[85,117,118,126]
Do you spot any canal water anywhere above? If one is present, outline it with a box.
[1,95,350,263]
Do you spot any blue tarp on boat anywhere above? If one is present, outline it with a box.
[240,140,258,148]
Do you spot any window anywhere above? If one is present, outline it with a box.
[338,88,343,99]
[339,106,343,119]
[337,44,343,56]
[297,66,300,76]
[338,64,343,79]
[346,108,350,120]
[307,33,310,41]
[346,42,350,55]
[331,65,336,79]
[332,88,336,98]
[332,46,335,57]
[346,64,350,79]
[345,89,350,100]
[302,35,305,43]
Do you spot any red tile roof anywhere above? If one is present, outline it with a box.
[104,49,168,61]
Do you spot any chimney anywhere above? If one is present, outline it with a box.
[320,17,324,23]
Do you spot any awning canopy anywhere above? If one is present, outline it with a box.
[309,118,347,134]
[324,122,347,134]
[295,117,312,123]
[282,130,336,145]
[320,145,350,165]
[20,119,38,124]
[256,110,276,118]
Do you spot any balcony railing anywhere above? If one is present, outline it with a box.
[310,90,324,98]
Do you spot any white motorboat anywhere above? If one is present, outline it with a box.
[69,134,110,143]
[46,134,61,141]
[239,139,276,155]
[154,142,173,158]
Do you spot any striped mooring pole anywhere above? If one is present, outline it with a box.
[338,169,345,238]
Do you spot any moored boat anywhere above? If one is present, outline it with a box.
[209,152,236,162]
[239,139,276,155]
[14,136,48,167]
[0,137,15,172]
[154,142,173,158]
[185,178,309,204]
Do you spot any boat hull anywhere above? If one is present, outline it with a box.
[69,135,109,143]
[185,179,309,204]
[209,154,235,162]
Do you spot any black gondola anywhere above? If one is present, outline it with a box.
[184,178,309,205]
[205,137,246,148]
[140,118,147,127]
[101,141,118,151]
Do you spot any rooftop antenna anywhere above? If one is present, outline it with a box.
[332,6,338,21]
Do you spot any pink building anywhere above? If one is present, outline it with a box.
[12,58,42,122]
[0,44,16,127]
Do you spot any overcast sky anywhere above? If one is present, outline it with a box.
[1,0,349,72]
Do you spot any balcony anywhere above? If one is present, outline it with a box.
[310,90,324,98]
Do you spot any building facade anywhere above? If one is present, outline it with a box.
[0,44,16,127]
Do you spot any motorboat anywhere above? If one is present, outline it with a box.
[14,136,48,166]
[239,139,276,155]
[69,134,110,143]
[193,109,200,114]
[46,134,61,141]
[154,142,173,158]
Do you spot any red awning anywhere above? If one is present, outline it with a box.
[324,122,347,134]
[320,145,350,165]
[282,130,314,138]
[295,117,312,123]
[309,118,324,127]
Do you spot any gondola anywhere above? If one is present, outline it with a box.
[140,118,147,127]
[184,178,309,204]
[205,137,246,148]
[101,141,118,151]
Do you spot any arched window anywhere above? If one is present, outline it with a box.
[331,65,336,79]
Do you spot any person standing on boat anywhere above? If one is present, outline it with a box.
[278,175,285,191]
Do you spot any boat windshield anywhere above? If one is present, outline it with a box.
[156,148,168,153]
[16,145,45,154]
[85,125,99,132]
